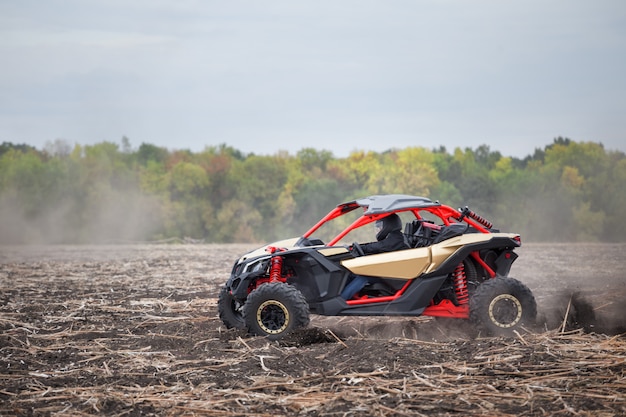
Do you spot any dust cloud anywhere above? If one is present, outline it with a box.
[0,190,162,245]
[512,243,625,335]
[539,291,626,335]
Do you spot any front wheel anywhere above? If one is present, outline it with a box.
[470,277,536,335]
[243,282,310,340]
[218,286,246,329]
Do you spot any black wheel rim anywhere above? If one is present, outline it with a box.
[488,294,523,328]
[257,300,290,334]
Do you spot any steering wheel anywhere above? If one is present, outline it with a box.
[351,242,365,257]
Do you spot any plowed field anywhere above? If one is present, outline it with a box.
[1,243,625,416]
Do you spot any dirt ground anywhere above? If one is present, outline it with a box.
[0,243,625,416]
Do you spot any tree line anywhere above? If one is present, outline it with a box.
[1,137,624,244]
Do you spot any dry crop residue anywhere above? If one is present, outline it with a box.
[1,243,625,416]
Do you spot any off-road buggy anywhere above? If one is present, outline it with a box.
[218,194,536,339]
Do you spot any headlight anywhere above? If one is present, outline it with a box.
[251,260,266,272]
[242,256,270,274]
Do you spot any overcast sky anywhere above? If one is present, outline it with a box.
[1,1,625,158]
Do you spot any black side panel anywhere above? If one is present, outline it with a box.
[494,250,518,276]
[287,250,350,303]
[382,275,448,313]
[309,297,348,316]
[312,275,448,317]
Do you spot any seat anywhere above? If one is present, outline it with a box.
[404,220,439,248]
[431,223,468,244]
[403,221,419,247]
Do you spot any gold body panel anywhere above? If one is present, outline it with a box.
[340,233,517,279]
[341,247,432,279]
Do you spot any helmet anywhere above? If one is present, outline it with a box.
[375,213,402,241]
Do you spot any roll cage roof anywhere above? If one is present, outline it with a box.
[302,194,489,246]
[354,194,439,214]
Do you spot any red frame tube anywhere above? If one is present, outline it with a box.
[298,200,502,318]
[346,279,413,306]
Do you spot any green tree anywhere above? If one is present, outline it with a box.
[227,154,290,240]
[137,143,169,166]
[1,137,625,244]
[369,147,440,196]
[214,199,262,243]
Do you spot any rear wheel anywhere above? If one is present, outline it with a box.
[218,286,245,329]
[243,282,310,340]
[470,277,536,335]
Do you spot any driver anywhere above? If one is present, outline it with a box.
[357,213,406,254]
[341,213,408,299]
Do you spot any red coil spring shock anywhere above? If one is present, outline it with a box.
[269,256,283,282]
[459,206,493,229]
[453,263,469,305]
